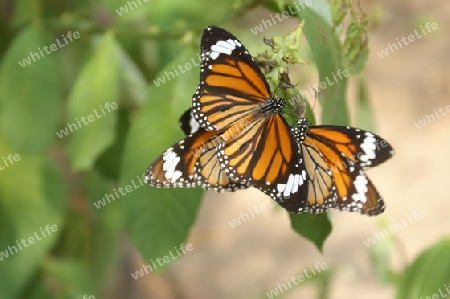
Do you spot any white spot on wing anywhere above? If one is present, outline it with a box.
[209,39,239,60]
[189,112,200,134]
[292,174,300,194]
[360,133,377,161]
[351,173,369,203]
[277,174,304,198]
[162,149,182,182]
[216,40,237,50]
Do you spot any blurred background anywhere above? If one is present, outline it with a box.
[0,0,449,298]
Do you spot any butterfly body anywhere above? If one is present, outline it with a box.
[259,98,285,117]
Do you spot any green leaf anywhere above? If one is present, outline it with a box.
[95,108,130,181]
[396,238,450,299]
[297,3,349,125]
[120,49,202,272]
[264,1,350,125]
[330,0,350,27]
[117,38,148,106]
[0,26,62,153]
[0,135,65,299]
[11,0,40,27]
[355,76,374,130]
[85,171,124,294]
[289,213,332,252]
[367,219,398,284]
[66,32,120,171]
[19,271,53,299]
[342,19,369,74]
[117,0,235,30]
[282,87,315,126]
[368,234,396,284]
[330,0,370,74]
[43,259,94,298]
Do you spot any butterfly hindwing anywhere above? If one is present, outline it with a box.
[171,108,250,191]
[218,114,309,212]
[298,140,337,214]
[144,129,215,188]
[283,120,337,214]
[333,169,385,216]
[144,126,249,192]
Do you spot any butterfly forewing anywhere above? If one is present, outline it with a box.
[179,108,201,136]
[193,26,272,131]
[309,126,394,168]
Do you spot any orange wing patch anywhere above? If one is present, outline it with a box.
[309,128,357,161]
[219,115,298,193]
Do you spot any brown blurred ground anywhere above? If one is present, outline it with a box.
[125,1,450,298]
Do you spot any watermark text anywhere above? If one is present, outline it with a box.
[18,31,80,68]
[420,283,450,299]
[414,105,450,129]
[251,0,312,35]
[56,102,118,139]
[131,243,193,280]
[93,175,145,209]
[376,22,438,58]
[266,262,328,298]
[0,224,58,261]
[363,211,425,247]
[0,153,21,171]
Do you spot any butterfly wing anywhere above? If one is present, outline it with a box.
[179,108,201,136]
[308,125,394,168]
[334,169,385,216]
[145,109,249,192]
[303,123,394,215]
[297,140,338,214]
[192,26,272,131]
[218,114,309,212]
[144,126,249,192]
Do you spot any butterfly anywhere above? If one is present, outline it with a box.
[144,26,394,216]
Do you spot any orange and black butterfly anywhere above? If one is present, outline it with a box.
[144,26,394,216]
